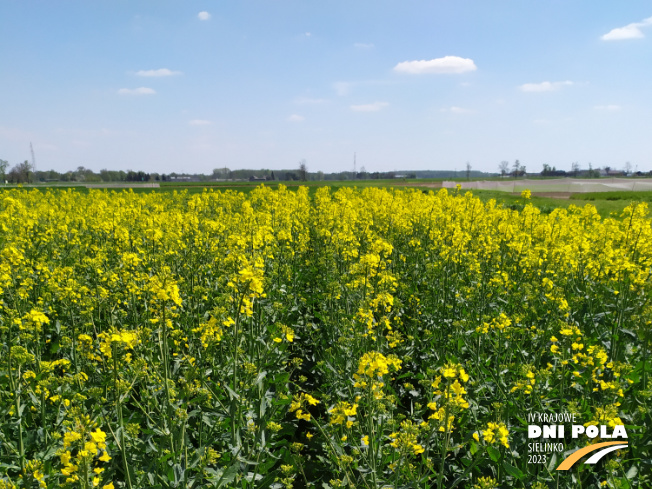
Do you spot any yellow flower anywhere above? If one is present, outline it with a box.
[63,431,82,448]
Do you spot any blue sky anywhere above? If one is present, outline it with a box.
[1,1,651,174]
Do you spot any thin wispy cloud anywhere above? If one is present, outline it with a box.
[393,56,477,74]
[117,87,156,95]
[294,96,328,104]
[350,102,388,112]
[287,114,305,122]
[333,82,351,96]
[0,125,35,142]
[601,16,652,41]
[136,69,182,77]
[354,42,374,49]
[198,11,211,21]
[332,80,394,97]
[441,106,473,114]
[188,119,212,126]
[519,81,573,92]
[594,105,621,111]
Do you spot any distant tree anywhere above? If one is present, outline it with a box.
[587,162,600,178]
[270,171,276,181]
[624,161,632,175]
[499,160,509,177]
[0,159,8,182]
[541,163,551,176]
[212,168,231,180]
[510,160,526,177]
[512,160,520,177]
[75,166,87,182]
[465,162,472,180]
[571,162,580,177]
[8,160,32,183]
[298,159,308,181]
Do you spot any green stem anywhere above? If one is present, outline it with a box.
[8,350,25,474]
[436,386,452,489]
[113,352,133,489]
[231,289,248,443]
[159,306,176,459]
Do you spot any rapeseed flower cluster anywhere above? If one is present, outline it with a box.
[0,186,649,489]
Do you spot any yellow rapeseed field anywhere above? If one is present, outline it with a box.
[0,186,650,489]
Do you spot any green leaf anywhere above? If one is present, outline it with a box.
[487,446,501,462]
[224,384,240,400]
[502,461,525,480]
[625,466,638,479]
[173,463,184,486]
[470,440,478,455]
[448,457,484,489]
[216,462,240,489]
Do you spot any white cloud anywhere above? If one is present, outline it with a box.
[393,56,477,74]
[354,42,374,49]
[198,11,211,21]
[136,68,182,77]
[333,82,351,96]
[38,143,59,151]
[305,32,311,37]
[441,106,472,114]
[294,96,328,104]
[0,125,34,142]
[350,102,388,112]
[188,119,212,125]
[118,87,156,95]
[287,114,305,122]
[594,105,622,111]
[601,16,652,41]
[519,81,573,92]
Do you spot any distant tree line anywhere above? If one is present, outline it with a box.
[2,157,650,185]
[495,160,649,179]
